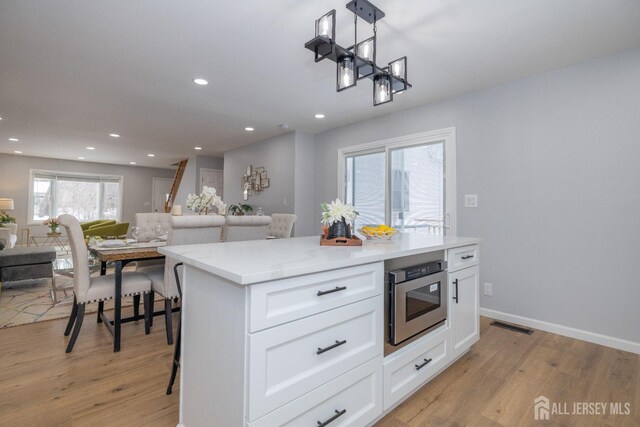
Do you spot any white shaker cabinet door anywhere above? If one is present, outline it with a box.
[449,265,479,359]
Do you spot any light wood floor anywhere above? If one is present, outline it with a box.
[0,315,637,426]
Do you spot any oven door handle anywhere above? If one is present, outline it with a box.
[453,278,459,303]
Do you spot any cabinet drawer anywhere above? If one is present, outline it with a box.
[248,296,383,421]
[250,263,383,332]
[447,245,479,272]
[248,356,383,427]
[383,327,450,410]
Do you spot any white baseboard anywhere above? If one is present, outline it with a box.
[479,307,640,355]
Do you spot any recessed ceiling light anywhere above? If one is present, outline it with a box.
[130,161,136,165]
[14,150,22,154]
[9,138,19,142]
[86,146,95,150]
[194,146,202,150]
[0,117,3,120]
[109,133,120,138]
[193,78,209,86]
[245,127,254,132]
[314,114,325,119]
[147,153,155,157]
[78,157,85,160]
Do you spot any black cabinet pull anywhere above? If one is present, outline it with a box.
[461,255,474,260]
[317,286,347,296]
[415,358,433,371]
[317,409,347,426]
[453,279,459,303]
[317,339,347,355]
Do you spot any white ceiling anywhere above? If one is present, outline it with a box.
[1,0,639,168]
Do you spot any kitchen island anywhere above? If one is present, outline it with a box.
[160,234,481,427]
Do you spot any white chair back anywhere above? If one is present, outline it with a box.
[223,216,272,242]
[267,214,297,238]
[162,215,225,298]
[135,212,172,241]
[58,214,91,303]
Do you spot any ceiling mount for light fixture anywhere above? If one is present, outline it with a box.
[305,0,411,107]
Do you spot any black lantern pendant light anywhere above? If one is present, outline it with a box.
[305,0,411,107]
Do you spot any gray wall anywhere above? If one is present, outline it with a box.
[313,48,640,344]
[0,153,174,236]
[223,132,295,217]
[294,132,317,236]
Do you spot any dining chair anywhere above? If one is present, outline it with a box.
[267,213,297,238]
[143,215,225,344]
[223,215,272,242]
[134,212,172,270]
[58,214,153,353]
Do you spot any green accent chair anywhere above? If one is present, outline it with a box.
[83,222,129,238]
[80,220,115,232]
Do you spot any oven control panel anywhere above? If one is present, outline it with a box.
[389,261,445,284]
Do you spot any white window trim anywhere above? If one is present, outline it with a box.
[28,169,124,225]
[337,127,457,235]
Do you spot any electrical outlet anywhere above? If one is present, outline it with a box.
[483,283,493,297]
[464,194,478,208]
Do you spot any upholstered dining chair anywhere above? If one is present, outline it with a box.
[134,212,172,270]
[267,213,297,238]
[58,214,152,353]
[223,215,272,242]
[143,215,225,344]
[134,212,172,242]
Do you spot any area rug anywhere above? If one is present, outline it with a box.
[0,274,161,329]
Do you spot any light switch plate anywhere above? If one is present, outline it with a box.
[464,194,478,208]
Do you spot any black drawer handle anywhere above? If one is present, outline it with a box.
[453,279,459,303]
[317,339,347,355]
[415,358,433,371]
[317,286,347,296]
[317,409,347,426]
[461,255,474,260]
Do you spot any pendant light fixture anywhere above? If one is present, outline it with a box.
[305,0,411,107]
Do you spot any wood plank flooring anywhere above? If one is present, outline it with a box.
[0,314,637,426]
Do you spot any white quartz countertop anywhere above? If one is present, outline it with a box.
[159,234,481,285]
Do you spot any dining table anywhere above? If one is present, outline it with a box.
[89,241,166,352]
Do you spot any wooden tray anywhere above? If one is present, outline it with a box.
[320,235,363,246]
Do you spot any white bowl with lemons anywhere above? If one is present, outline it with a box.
[358,224,398,241]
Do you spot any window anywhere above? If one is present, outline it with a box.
[340,128,456,235]
[29,170,123,224]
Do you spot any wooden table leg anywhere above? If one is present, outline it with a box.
[114,260,122,352]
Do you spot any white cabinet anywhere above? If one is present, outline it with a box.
[249,356,383,427]
[383,327,450,410]
[448,244,479,272]
[248,296,383,420]
[249,263,383,332]
[448,265,480,359]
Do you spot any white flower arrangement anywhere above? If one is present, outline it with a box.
[186,186,227,215]
[321,199,358,225]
